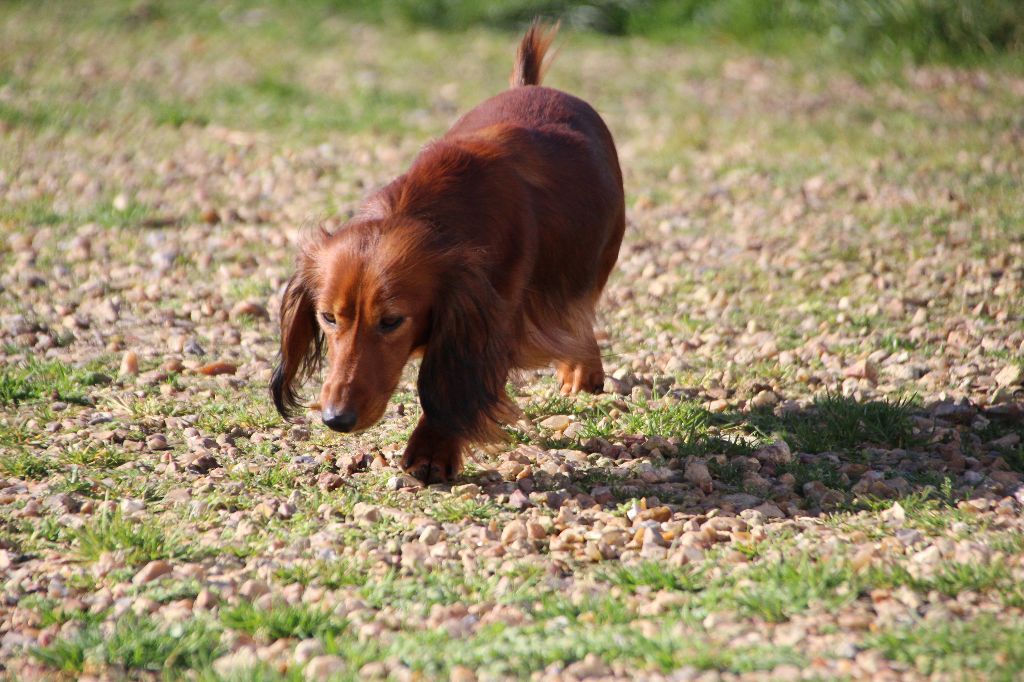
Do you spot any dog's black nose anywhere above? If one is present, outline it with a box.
[322,406,357,432]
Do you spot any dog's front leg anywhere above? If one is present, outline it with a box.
[400,416,465,483]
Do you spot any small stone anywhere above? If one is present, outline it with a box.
[119,350,139,377]
[642,526,669,547]
[213,649,260,677]
[721,493,761,508]
[450,665,477,682]
[508,489,532,510]
[304,655,346,680]
[120,498,145,514]
[294,639,325,665]
[352,502,381,524]
[754,440,792,465]
[132,560,172,585]
[230,301,270,321]
[317,472,345,491]
[539,414,572,431]
[146,434,169,450]
[198,361,236,376]
[708,398,729,413]
[387,474,422,490]
[184,338,205,356]
[753,502,785,519]
[194,589,217,610]
[238,579,270,599]
[750,390,779,409]
[501,520,528,545]
[844,359,878,383]
[995,364,1023,387]
[451,483,480,497]
[685,459,713,493]
[419,525,442,545]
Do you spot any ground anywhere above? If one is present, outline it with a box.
[2,3,1024,681]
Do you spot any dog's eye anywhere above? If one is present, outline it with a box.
[379,315,405,333]
[320,312,336,326]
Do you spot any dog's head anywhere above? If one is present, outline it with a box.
[270,221,441,433]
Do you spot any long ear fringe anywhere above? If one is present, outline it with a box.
[417,256,516,444]
[270,268,325,421]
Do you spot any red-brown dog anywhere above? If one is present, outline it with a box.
[271,22,624,482]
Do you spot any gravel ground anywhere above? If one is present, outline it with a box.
[2,3,1024,681]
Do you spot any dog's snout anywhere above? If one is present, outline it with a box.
[322,406,358,433]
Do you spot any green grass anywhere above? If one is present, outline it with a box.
[0,449,54,479]
[72,510,192,565]
[869,616,1024,679]
[221,601,348,640]
[596,561,706,593]
[273,559,372,589]
[31,614,224,674]
[734,556,856,622]
[745,392,919,454]
[249,0,1024,65]
[0,358,110,406]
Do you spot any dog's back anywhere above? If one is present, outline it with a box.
[444,22,625,297]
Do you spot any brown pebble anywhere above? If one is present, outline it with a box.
[198,361,237,376]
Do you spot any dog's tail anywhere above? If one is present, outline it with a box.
[510,19,560,88]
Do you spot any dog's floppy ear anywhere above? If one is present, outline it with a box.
[270,262,324,421]
[417,261,513,442]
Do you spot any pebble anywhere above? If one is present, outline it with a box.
[995,364,1022,387]
[132,560,172,585]
[684,459,713,493]
[213,649,260,677]
[230,301,270,321]
[304,655,346,680]
[119,350,139,376]
[539,414,572,431]
[198,361,237,376]
[294,639,325,664]
[387,474,422,490]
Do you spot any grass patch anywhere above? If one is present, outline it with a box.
[32,614,223,674]
[869,615,1024,678]
[0,449,54,479]
[273,558,371,589]
[735,556,856,622]
[221,601,348,640]
[0,358,109,406]
[72,510,190,565]
[743,392,919,454]
[596,561,706,593]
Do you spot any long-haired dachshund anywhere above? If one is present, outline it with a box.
[271,22,625,482]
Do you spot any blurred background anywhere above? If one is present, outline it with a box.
[315,0,1024,64]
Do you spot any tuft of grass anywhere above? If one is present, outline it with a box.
[0,449,54,479]
[749,392,919,454]
[220,601,348,640]
[432,496,502,523]
[735,556,855,622]
[0,358,108,406]
[596,561,706,594]
[777,457,846,490]
[868,615,1024,678]
[32,614,224,674]
[72,510,190,565]
[273,558,371,589]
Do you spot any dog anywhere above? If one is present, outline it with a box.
[271,21,625,482]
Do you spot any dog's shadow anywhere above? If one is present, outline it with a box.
[455,396,1024,518]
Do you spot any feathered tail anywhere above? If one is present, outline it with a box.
[510,19,560,87]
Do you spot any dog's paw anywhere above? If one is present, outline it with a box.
[401,444,462,484]
[557,362,605,395]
